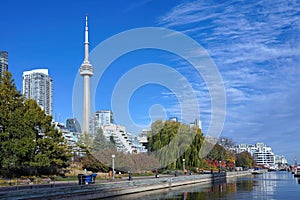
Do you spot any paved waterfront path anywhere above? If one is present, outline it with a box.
[0,172,251,199]
[0,174,173,193]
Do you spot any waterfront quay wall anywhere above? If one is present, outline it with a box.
[0,172,251,200]
[226,171,252,178]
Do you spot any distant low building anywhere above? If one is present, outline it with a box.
[66,118,81,133]
[232,142,280,166]
[169,117,178,122]
[189,118,202,130]
[218,137,235,149]
[275,155,287,165]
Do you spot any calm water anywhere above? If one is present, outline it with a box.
[110,171,300,200]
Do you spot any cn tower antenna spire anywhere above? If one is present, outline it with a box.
[84,15,90,64]
[80,15,94,133]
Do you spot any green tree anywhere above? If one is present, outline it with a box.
[92,128,116,152]
[77,128,117,172]
[206,144,226,161]
[77,131,93,154]
[0,71,32,174]
[0,71,70,177]
[236,151,254,168]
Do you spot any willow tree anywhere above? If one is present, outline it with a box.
[148,120,205,170]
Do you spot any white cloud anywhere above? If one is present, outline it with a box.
[158,0,300,162]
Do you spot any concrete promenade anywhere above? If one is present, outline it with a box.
[0,171,251,200]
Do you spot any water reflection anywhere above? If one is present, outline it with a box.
[106,172,300,200]
[108,178,248,200]
[251,172,277,198]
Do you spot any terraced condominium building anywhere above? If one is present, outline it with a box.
[22,69,53,115]
[0,51,8,79]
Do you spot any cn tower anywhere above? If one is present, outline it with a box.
[80,16,94,133]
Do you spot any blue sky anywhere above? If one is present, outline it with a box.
[1,0,300,163]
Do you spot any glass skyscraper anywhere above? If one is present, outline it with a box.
[22,69,53,115]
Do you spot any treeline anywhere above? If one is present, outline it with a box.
[78,117,255,173]
[0,72,70,178]
[148,120,255,171]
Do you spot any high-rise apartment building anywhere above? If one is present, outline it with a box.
[0,51,8,79]
[95,110,113,126]
[90,110,113,134]
[22,69,53,115]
